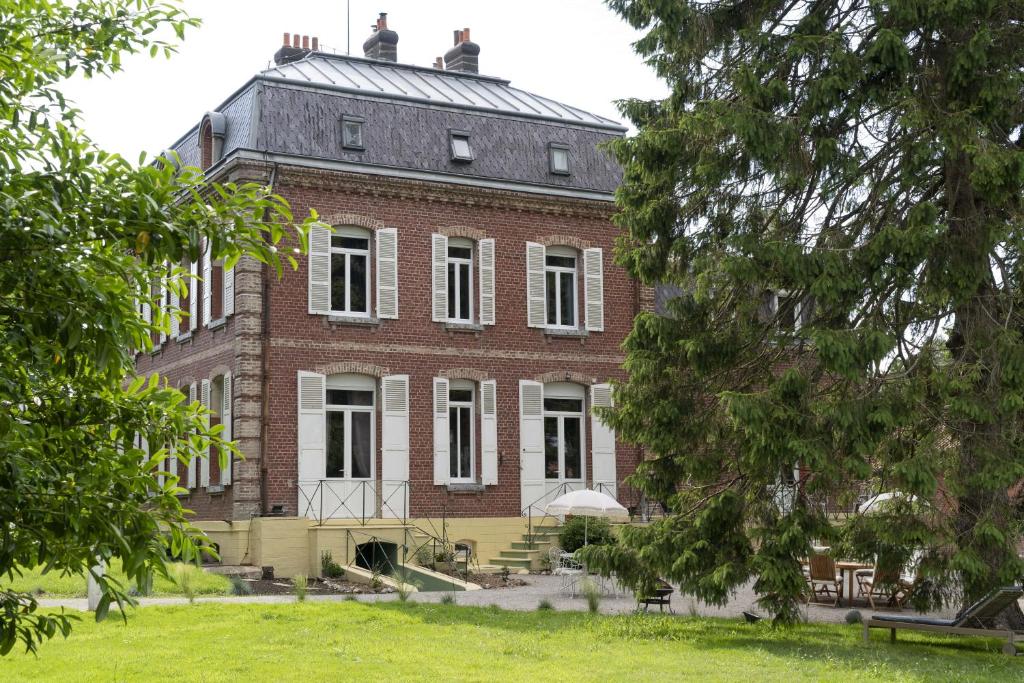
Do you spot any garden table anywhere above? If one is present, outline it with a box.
[835,560,872,607]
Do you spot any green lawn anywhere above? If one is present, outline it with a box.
[1,602,1020,681]
[2,561,233,598]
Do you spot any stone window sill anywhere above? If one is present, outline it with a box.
[327,314,381,327]
[544,327,589,339]
[446,482,485,493]
[206,484,225,495]
[175,332,193,344]
[207,317,227,331]
[444,321,484,333]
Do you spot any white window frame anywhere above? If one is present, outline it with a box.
[329,227,372,317]
[325,374,376,481]
[765,289,805,332]
[448,379,475,482]
[544,246,579,330]
[542,382,586,482]
[446,238,474,323]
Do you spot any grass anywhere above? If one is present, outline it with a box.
[1,560,233,598]
[0,602,1020,681]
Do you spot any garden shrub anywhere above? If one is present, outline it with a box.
[558,516,614,553]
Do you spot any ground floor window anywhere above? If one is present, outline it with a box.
[449,381,474,480]
[326,376,375,480]
[543,385,584,480]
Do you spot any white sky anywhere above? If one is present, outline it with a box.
[63,0,668,159]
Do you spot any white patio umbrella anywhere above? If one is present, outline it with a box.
[545,489,629,545]
[859,491,918,513]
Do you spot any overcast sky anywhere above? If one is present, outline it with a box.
[62,0,668,159]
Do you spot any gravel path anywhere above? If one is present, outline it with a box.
[38,574,961,623]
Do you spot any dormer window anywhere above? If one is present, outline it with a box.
[341,115,365,150]
[549,143,570,175]
[449,130,473,162]
[197,111,226,171]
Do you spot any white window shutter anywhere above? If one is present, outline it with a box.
[519,380,545,508]
[380,375,409,519]
[481,379,498,485]
[433,377,450,484]
[200,379,211,487]
[168,443,177,484]
[478,238,495,326]
[584,247,604,332]
[169,268,180,339]
[221,372,232,486]
[376,228,399,319]
[201,241,212,327]
[308,225,331,314]
[590,383,616,497]
[297,371,326,516]
[431,234,448,322]
[159,267,168,345]
[223,261,234,318]
[187,382,197,488]
[526,242,546,328]
[189,260,199,332]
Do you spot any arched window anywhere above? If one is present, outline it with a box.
[525,242,603,332]
[325,374,376,480]
[446,238,474,323]
[329,227,371,316]
[447,379,475,481]
[542,382,585,481]
[544,246,578,329]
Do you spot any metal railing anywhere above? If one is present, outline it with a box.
[297,479,409,526]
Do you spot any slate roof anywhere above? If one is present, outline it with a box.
[168,52,625,196]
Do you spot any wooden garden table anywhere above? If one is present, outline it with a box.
[835,561,872,607]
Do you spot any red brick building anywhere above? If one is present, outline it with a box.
[137,18,647,572]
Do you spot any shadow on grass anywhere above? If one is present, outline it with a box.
[367,601,1021,678]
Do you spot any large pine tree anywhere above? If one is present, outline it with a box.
[591,0,1024,623]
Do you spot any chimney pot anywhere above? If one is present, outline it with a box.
[302,35,309,49]
[312,36,319,51]
[274,30,313,66]
[363,13,398,61]
[283,32,290,46]
[292,33,300,48]
[444,27,480,74]
[434,56,443,69]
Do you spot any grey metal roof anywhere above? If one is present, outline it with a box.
[261,53,626,132]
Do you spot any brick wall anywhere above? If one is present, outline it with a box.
[140,161,643,521]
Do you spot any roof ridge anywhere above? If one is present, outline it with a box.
[264,50,513,86]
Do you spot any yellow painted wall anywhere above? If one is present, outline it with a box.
[198,516,556,578]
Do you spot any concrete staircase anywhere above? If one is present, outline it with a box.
[489,524,562,573]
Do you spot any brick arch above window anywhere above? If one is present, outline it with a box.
[439,368,490,382]
[207,365,232,381]
[537,235,592,250]
[315,361,390,378]
[439,226,487,241]
[533,370,597,386]
[178,377,196,391]
[318,212,384,231]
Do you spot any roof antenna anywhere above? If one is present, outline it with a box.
[346,0,351,55]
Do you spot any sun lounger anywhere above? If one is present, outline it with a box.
[863,586,1023,655]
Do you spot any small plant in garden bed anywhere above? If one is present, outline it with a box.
[558,516,614,553]
[320,550,345,579]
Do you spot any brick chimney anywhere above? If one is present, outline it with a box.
[443,28,479,74]
[363,12,398,62]
[274,32,319,66]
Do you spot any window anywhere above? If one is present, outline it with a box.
[330,228,371,316]
[210,258,224,320]
[549,143,570,175]
[341,115,365,150]
[449,130,473,162]
[179,257,191,334]
[200,123,213,170]
[761,289,811,332]
[448,381,474,481]
[543,384,584,481]
[209,376,224,485]
[545,246,578,328]
[325,377,375,480]
[447,238,473,322]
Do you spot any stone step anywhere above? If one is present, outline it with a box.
[510,541,545,550]
[498,549,539,560]
[489,557,533,570]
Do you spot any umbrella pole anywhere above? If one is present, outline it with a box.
[585,516,588,546]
